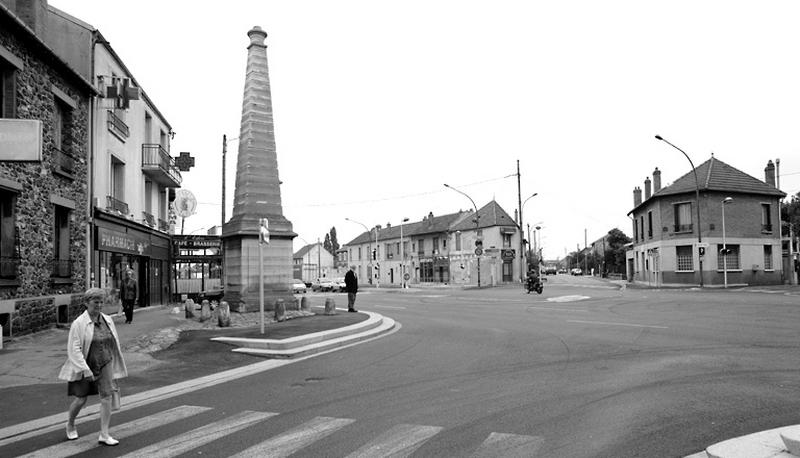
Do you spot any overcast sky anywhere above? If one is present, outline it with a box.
[50,0,800,259]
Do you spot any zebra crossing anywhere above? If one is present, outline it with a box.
[5,404,546,457]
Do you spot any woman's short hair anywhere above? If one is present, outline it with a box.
[84,287,106,301]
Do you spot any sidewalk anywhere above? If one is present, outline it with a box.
[0,300,372,429]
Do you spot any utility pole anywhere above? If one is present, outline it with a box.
[584,229,588,275]
[221,135,226,291]
[516,159,524,283]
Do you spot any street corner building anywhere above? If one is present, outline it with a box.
[0,0,181,338]
[626,157,787,287]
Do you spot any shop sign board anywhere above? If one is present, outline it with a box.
[97,227,151,256]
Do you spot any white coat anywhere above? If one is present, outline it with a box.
[58,311,128,382]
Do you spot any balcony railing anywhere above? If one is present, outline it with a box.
[158,218,169,232]
[0,255,20,279]
[141,144,182,187]
[51,259,72,278]
[762,223,773,233]
[674,224,693,233]
[106,195,129,216]
[142,212,156,227]
[52,146,75,177]
[107,110,129,139]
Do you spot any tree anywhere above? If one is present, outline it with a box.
[782,192,800,235]
[323,233,332,254]
[330,227,339,253]
[603,228,632,274]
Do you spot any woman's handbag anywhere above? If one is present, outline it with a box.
[111,389,121,411]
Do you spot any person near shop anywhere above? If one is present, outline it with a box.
[345,265,358,312]
[120,270,137,324]
[59,287,128,446]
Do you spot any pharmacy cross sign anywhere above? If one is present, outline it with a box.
[174,152,195,172]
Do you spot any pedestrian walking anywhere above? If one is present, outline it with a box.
[120,269,137,324]
[59,287,128,446]
[344,265,358,312]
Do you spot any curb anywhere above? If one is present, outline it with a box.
[684,424,800,458]
[211,310,395,358]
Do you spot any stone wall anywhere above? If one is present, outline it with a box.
[0,13,91,334]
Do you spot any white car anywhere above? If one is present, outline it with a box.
[333,277,347,292]
[292,280,307,293]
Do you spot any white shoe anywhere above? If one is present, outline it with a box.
[65,423,78,440]
[98,435,119,446]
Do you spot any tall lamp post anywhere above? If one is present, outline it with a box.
[400,217,409,288]
[521,193,538,279]
[444,183,481,287]
[722,197,733,288]
[345,217,377,286]
[655,135,704,287]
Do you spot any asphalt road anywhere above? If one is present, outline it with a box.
[5,276,800,457]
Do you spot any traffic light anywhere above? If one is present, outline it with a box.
[475,239,483,248]
[258,218,270,245]
[698,247,705,257]
[375,262,380,271]
[719,248,731,255]
[372,249,377,260]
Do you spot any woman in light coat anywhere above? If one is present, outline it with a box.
[58,287,128,446]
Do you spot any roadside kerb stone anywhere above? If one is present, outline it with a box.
[704,425,800,458]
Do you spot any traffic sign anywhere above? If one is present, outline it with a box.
[475,247,483,256]
[404,273,410,280]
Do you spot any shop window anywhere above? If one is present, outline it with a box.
[717,244,740,270]
[52,205,71,277]
[0,189,18,278]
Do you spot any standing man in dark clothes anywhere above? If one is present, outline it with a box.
[120,270,138,324]
[344,265,358,312]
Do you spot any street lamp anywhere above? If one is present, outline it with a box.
[345,217,378,287]
[722,197,733,288]
[655,135,704,287]
[444,183,481,287]
[520,193,538,281]
[400,217,409,288]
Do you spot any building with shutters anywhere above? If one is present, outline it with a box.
[626,157,785,287]
[0,0,95,336]
[343,201,522,287]
[44,3,182,307]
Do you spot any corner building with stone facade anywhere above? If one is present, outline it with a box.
[626,157,786,287]
[0,1,95,336]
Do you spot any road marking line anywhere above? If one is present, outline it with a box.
[527,306,589,313]
[566,320,668,329]
[547,295,591,303]
[115,410,276,458]
[373,305,407,309]
[345,423,443,458]
[232,416,354,458]
[471,432,545,457]
[17,405,212,458]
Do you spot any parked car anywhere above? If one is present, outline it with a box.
[292,280,307,294]
[544,265,557,275]
[333,277,347,292]
[571,268,583,276]
[311,278,335,292]
[558,268,568,274]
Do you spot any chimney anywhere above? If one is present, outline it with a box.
[428,211,434,219]
[644,177,652,200]
[633,186,642,207]
[386,222,391,228]
[14,0,49,37]
[765,160,776,187]
[653,167,661,193]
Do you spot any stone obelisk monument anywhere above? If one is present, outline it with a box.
[222,26,296,311]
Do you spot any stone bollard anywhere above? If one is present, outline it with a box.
[274,299,286,322]
[300,296,310,312]
[184,299,195,319]
[217,301,231,327]
[199,300,211,322]
[324,297,336,315]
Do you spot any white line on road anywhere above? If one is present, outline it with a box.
[233,416,355,458]
[526,306,589,313]
[344,423,443,458]
[566,320,668,329]
[471,432,545,457]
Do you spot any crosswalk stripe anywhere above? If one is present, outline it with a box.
[116,410,276,458]
[471,432,545,457]
[232,416,355,458]
[344,423,443,458]
[16,405,211,458]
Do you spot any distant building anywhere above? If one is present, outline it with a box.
[0,0,96,335]
[626,157,785,286]
[293,242,335,283]
[343,201,522,287]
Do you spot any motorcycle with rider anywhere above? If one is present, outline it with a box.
[526,267,543,294]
